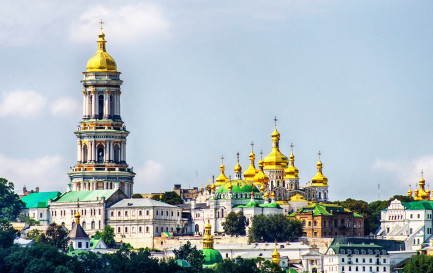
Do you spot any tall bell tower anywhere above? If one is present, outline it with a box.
[68,25,135,197]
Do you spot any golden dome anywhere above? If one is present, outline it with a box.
[289,193,307,201]
[417,172,429,200]
[234,162,242,173]
[254,154,270,186]
[264,191,269,198]
[86,31,117,72]
[263,126,289,170]
[284,150,299,180]
[272,244,280,265]
[215,157,230,186]
[311,159,328,187]
[74,210,81,225]
[408,186,412,197]
[211,182,216,191]
[244,147,259,182]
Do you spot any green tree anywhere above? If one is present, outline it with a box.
[222,211,247,236]
[0,178,24,221]
[152,191,184,205]
[332,198,373,235]
[94,225,115,248]
[248,214,303,243]
[25,229,44,241]
[40,223,69,251]
[404,254,433,273]
[132,193,143,198]
[0,219,18,248]
[258,259,284,273]
[173,241,205,272]
[214,257,259,273]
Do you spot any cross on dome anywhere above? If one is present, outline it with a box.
[290,142,294,153]
[250,141,254,151]
[274,115,278,127]
[318,150,321,160]
[99,19,104,32]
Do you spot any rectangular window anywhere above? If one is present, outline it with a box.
[383,258,386,263]
[410,214,413,219]
[418,214,421,218]
[342,258,345,262]
[78,242,82,248]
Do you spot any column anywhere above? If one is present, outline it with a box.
[104,142,109,162]
[92,141,96,162]
[104,91,109,118]
[118,91,121,117]
[109,140,113,162]
[77,140,81,162]
[83,93,87,117]
[91,92,96,118]
[122,142,126,162]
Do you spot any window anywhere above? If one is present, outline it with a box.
[118,211,121,216]
[78,242,82,248]
[91,221,95,229]
[156,211,158,215]
[82,221,86,229]
[410,214,413,219]
[86,242,89,248]
[40,213,42,218]
[383,258,386,263]
[342,258,345,262]
[146,210,149,216]
[418,214,421,219]
[117,227,121,233]
[139,210,142,216]
[156,227,159,232]
[171,211,173,216]
[139,227,142,232]
[146,226,149,233]
[125,227,128,233]
[125,211,128,216]
[177,212,180,217]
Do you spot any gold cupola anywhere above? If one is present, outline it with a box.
[244,142,259,182]
[234,152,242,173]
[284,143,299,180]
[254,151,270,186]
[215,156,230,186]
[408,185,413,197]
[74,210,81,225]
[272,242,280,265]
[417,171,429,201]
[263,117,289,170]
[311,152,328,187]
[86,24,117,72]
[203,219,214,249]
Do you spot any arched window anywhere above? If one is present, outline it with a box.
[125,227,128,233]
[82,144,88,163]
[98,95,104,119]
[72,222,75,228]
[146,226,149,233]
[139,210,142,216]
[91,221,95,229]
[195,224,199,232]
[139,227,142,232]
[97,144,104,163]
[117,227,121,233]
[82,221,86,229]
[302,220,306,227]
[114,144,120,163]
[318,192,322,199]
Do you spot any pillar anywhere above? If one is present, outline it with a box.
[91,92,96,118]
[77,140,81,162]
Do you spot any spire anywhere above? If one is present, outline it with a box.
[86,21,117,72]
[203,219,214,249]
[234,152,242,179]
[284,142,299,180]
[272,241,280,265]
[74,203,81,225]
[244,142,259,182]
[211,176,216,192]
[97,20,107,52]
[216,155,229,186]
[159,190,163,200]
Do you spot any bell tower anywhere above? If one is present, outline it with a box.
[68,25,135,197]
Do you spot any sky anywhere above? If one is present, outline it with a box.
[1,0,433,202]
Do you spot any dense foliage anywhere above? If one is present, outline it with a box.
[94,225,115,248]
[331,195,414,235]
[222,211,246,237]
[174,241,205,272]
[0,178,24,221]
[131,193,143,198]
[213,257,284,273]
[248,214,303,243]
[152,191,184,205]
[403,254,433,273]
[38,223,69,251]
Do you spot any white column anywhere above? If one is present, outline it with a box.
[104,143,108,162]
[77,140,81,162]
[122,142,126,162]
[92,141,96,162]
[108,140,113,162]
[83,93,87,117]
[91,92,96,118]
[118,91,121,117]
[104,92,109,118]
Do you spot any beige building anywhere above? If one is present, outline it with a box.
[107,198,184,248]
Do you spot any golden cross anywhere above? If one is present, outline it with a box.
[290,142,294,153]
[221,155,224,164]
[236,152,240,162]
[250,141,254,152]
[274,115,278,127]
[99,19,104,31]
[318,150,321,160]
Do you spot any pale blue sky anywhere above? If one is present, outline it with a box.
[1,0,433,201]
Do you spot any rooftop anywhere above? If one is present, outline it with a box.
[55,190,117,202]
[109,198,177,208]
[20,191,61,208]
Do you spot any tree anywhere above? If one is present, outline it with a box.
[214,257,260,273]
[404,254,433,273]
[173,241,205,272]
[222,211,247,236]
[258,259,284,273]
[132,193,143,198]
[25,229,44,242]
[40,223,69,251]
[0,219,18,248]
[94,225,115,248]
[152,191,184,205]
[248,214,303,243]
[0,178,24,221]
[332,198,373,235]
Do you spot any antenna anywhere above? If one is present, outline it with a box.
[378,184,380,200]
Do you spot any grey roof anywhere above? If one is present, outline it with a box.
[69,224,89,239]
[109,198,177,208]
[177,203,209,210]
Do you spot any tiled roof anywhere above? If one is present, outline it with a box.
[69,224,89,239]
[402,201,433,210]
[109,198,177,208]
[20,192,61,208]
[56,190,117,202]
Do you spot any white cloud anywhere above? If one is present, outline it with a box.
[134,160,169,193]
[50,97,80,117]
[70,4,170,44]
[0,90,47,118]
[0,154,67,194]
[372,155,433,187]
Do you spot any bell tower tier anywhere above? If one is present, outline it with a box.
[68,28,135,198]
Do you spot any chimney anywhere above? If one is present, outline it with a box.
[36,187,39,193]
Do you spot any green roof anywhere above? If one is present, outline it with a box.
[175,259,191,268]
[331,238,404,251]
[329,243,386,255]
[260,202,281,208]
[296,203,361,217]
[20,192,61,208]
[201,248,223,267]
[215,180,259,195]
[56,190,117,202]
[402,201,433,210]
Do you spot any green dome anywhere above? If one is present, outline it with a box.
[175,259,191,268]
[216,180,260,194]
[201,248,223,267]
[237,201,261,208]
